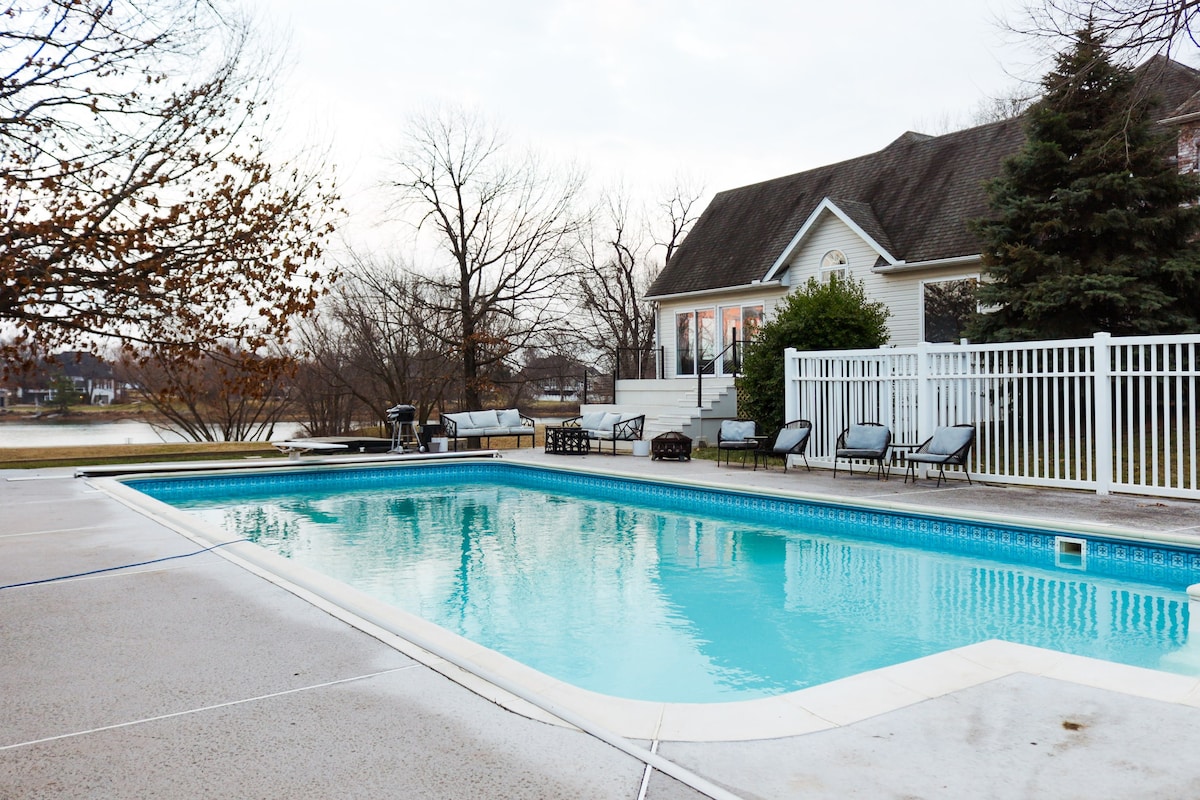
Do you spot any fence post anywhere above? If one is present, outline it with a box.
[1093,332,1112,495]
[784,347,799,425]
[916,341,933,444]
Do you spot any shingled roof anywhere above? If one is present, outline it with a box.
[646,119,1025,297]
[647,56,1200,299]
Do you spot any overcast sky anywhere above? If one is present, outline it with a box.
[260,0,1060,253]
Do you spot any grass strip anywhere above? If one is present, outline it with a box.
[0,442,281,469]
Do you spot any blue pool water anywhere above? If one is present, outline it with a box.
[129,463,1200,703]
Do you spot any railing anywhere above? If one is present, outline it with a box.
[783,332,1200,498]
[696,335,741,408]
[614,346,663,382]
[580,372,614,405]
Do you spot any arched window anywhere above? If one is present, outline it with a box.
[820,250,848,282]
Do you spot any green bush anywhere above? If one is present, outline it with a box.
[739,277,889,431]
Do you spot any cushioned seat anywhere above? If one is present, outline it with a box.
[562,411,645,454]
[717,419,758,467]
[753,421,811,472]
[833,422,891,479]
[904,425,976,486]
[441,409,535,449]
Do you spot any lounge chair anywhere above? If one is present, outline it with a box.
[716,419,759,467]
[754,420,811,472]
[904,424,976,487]
[833,422,892,479]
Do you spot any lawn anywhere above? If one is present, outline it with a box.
[0,442,281,469]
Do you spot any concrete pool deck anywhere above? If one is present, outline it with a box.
[4,452,1200,798]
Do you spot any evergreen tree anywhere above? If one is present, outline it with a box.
[48,373,81,413]
[969,28,1200,341]
[739,277,889,432]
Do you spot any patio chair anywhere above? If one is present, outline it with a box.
[833,422,892,479]
[716,419,758,467]
[753,420,812,472]
[904,424,976,487]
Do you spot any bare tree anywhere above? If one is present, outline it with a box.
[0,0,340,367]
[385,108,588,410]
[295,253,457,428]
[118,346,294,442]
[1014,0,1200,62]
[970,89,1038,125]
[572,181,702,380]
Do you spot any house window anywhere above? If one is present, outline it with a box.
[717,304,764,374]
[675,312,695,375]
[820,250,848,282]
[922,277,978,342]
[675,310,715,375]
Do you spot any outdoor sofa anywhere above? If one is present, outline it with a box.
[561,411,645,454]
[440,408,536,450]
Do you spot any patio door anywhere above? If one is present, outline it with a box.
[717,304,764,375]
[675,309,716,376]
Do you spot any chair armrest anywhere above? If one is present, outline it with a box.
[613,415,644,441]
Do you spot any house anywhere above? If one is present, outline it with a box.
[2,352,121,406]
[607,56,1200,443]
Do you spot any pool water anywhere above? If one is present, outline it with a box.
[137,465,1200,703]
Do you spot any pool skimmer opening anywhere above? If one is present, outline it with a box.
[1056,536,1087,570]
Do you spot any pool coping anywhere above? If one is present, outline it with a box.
[87,456,1200,742]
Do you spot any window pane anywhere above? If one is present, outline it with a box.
[676,312,695,375]
[742,306,763,341]
[923,279,978,343]
[720,307,741,374]
[697,309,716,375]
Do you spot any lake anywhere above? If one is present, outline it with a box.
[0,420,306,448]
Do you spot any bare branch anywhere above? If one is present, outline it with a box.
[384,107,587,408]
[0,0,342,368]
[1013,0,1200,62]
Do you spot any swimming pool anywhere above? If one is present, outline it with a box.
[125,461,1200,704]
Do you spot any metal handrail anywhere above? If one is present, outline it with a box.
[696,333,740,408]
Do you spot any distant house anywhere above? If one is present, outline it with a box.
[608,57,1200,442]
[4,352,121,406]
[59,351,120,405]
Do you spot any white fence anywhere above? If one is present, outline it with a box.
[783,332,1200,499]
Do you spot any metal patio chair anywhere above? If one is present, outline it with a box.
[904,424,976,487]
[716,419,759,467]
[753,420,812,472]
[833,422,892,479]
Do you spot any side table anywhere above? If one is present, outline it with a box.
[545,426,590,455]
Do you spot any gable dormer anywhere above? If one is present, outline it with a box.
[763,197,901,285]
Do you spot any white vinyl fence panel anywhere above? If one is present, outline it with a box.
[783,333,1200,499]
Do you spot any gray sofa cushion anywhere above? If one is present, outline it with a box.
[497,408,523,428]
[469,409,500,429]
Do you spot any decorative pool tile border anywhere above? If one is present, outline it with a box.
[126,462,1200,587]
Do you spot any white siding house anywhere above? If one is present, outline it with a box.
[621,56,1200,441]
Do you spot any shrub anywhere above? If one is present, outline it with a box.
[739,277,889,431]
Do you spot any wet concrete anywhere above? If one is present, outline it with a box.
[3,455,1200,799]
